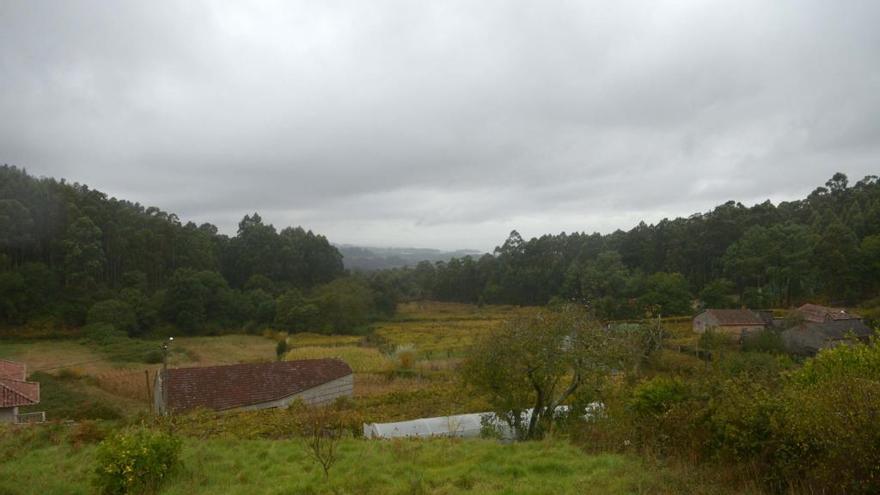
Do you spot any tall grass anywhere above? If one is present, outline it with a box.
[0,432,745,495]
[285,345,393,373]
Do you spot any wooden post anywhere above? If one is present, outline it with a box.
[145,370,153,406]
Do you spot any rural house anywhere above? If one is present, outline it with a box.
[0,360,41,423]
[692,309,767,337]
[795,303,862,323]
[783,305,872,355]
[154,358,353,414]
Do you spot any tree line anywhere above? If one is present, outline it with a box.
[0,165,395,336]
[379,172,880,318]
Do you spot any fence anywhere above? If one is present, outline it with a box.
[16,411,46,424]
[94,369,156,404]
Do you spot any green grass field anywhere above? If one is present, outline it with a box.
[0,431,746,495]
[0,302,771,494]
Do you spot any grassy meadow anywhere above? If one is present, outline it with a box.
[0,301,766,494]
[0,427,750,495]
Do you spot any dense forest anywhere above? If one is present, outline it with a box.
[380,172,880,318]
[2,166,879,335]
[0,165,396,336]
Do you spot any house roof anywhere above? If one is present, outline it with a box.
[0,361,40,408]
[700,309,766,326]
[797,303,861,323]
[163,358,353,413]
[0,360,27,381]
[782,320,874,355]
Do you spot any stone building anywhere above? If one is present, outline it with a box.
[154,358,353,414]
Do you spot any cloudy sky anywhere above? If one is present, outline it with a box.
[2,1,879,250]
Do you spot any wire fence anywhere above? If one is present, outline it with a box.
[93,369,156,404]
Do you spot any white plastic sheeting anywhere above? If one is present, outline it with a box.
[363,406,584,440]
[363,412,493,439]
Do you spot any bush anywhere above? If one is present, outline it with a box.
[141,349,164,364]
[93,427,182,495]
[88,299,138,336]
[69,420,106,448]
[629,377,689,417]
[84,323,127,345]
[741,328,785,354]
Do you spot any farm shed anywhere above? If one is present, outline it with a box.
[692,309,767,337]
[0,360,41,424]
[782,319,873,356]
[154,358,352,414]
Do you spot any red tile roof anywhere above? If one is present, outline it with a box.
[164,358,352,413]
[797,304,861,323]
[0,360,26,381]
[0,361,40,408]
[702,309,766,326]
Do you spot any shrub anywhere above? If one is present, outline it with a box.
[629,377,689,417]
[141,349,163,364]
[88,299,138,336]
[93,427,182,495]
[69,420,106,448]
[84,322,127,345]
[741,328,785,354]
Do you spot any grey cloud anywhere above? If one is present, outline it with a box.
[2,0,879,250]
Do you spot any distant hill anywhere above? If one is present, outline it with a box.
[337,245,483,271]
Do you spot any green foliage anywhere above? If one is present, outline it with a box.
[0,432,730,495]
[0,166,348,333]
[273,288,318,331]
[63,215,105,293]
[464,304,641,440]
[698,278,736,309]
[311,278,377,333]
[598,338,880,493]
[380,173,880,313]
[790,334,880,386]
[628,377,690,417]
[84,323,128,345]
[638,272,692,317]
[275,338,288,361]
[88,300,138,336]
[740,328,785,354]
[21,372,123,421]
[93,427,182,495]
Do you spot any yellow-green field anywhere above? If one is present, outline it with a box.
[373,301,534,356]
[0,301,527,422]
[1,301,710,423]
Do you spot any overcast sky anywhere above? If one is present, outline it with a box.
[2,1,879,251]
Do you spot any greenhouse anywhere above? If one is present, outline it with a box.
[363,406,586,440]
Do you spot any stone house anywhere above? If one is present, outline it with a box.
[692,309,767,337]
[795,303,862,323]
[783,305,873,355]
[154,358,353,414]
[0,360,41,423]
[782,319,873,356]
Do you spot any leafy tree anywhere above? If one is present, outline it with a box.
[161,269,209,333]
[311,278,376,333]
[274,288,318,332]
[63,215,105,292]
[699,278,736,309]
[463,304,639,440]
[87,299,138,336]
[639,272,692,316]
